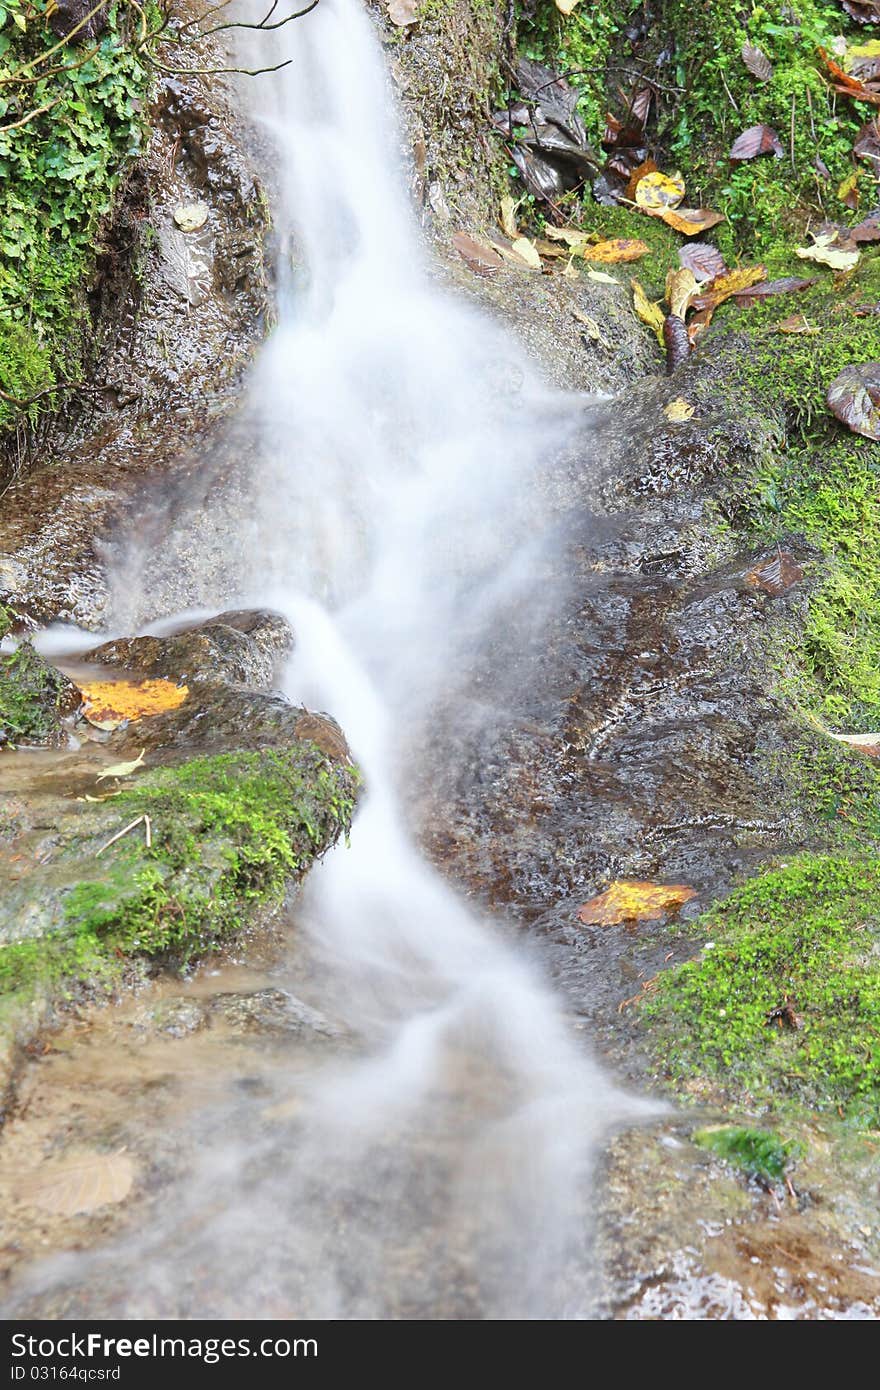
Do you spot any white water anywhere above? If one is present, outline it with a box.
[8,0,651,1320]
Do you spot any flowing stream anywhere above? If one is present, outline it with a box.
[4,0,652,1319]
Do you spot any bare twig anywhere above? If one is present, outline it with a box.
[200,0,318,37]
[4,0,110,81]
[96,815,147,857]
[0,97,63,132]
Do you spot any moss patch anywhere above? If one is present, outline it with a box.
[693,1124,798,1185]
[0,641,72,743]
[0,745,358,1002]
[644,852,880,1125]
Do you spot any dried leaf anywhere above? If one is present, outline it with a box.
[691,263,767,312]
[585,268,620,284]
[173,202,209,233]
[678,241,727,282]
[664,397,696,422]
[554,0,582,11]
[663,314,692,373]
[731,275,816,303]
[836,1,880,25]
[499,195,518,239]
[510,236,543,270]
[579,237,651,263]
[578,879,696,926]
[741,42,773,82]
[386,0,419,24]
[571,307,607,344]
[827,361,880,437]
[452,231,503,277]
[543,225,594,248]
[14,1152,134,1216]
[631,278,666,343]
[624,157,659,202]
[831,731,880,755]
[665,266,699,319]
[77,678,189,731]
[656,205,726,236]
[729,124,784,160]
[820,46,880,103]
[687,305,714,345]
[795,232,860,270]
[850,211,880,241]
[96,750,146,783]
[774,313,821,334]
[745,551,804,594]
[854,116,880,162]
[635,169,686,212]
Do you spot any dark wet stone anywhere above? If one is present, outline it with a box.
[207,989,341,1039]
[82,610,293,690]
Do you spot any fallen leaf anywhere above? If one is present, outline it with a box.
[835,0,880,23]
[14,1152,134,1216]
[579,237,651,263]
[796,232,860,270]
[774,313,821,334]
[664,397,696,422]
[664,313,692,373]
[172,203,209,233]
[452,231,503,277]
[741,42,773,82]
[678,241,727,282]
[831,730,880,755]
[849,211,880,241]
[624,156,659,201]
[96,750,146,783]
[838,168,861,209]
[585,268,621,284]
[745,551,804,594]
[820,46,880,103]
[687,305,715,345]
[635,169,686,213]
[386,0,419,24]
[543,225,594,248]
[571,307,607,344]
[729,124,784,160]
[578,880,696,926]
[665,266,699,319]
[510,236,543,270]
[854,116,880,163]
[730,275,816,303]
[554,0,582,11]
[827,361,880,437]
[656,205,725,236]
[691,264,767,312]
[499,195,518,239]
[77,678,188,731]
[631,278,666,343]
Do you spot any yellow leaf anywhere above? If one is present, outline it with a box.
[664,397,696,422]
[656,205,726,235]
[795,233,860,271]
[837,169,860,206]
[96,750,146,783]
[578,880,697,926]
[692,263,767,311]
[665,266,699,319]
[635,169,686,213]
[500,195,518,239]
[510,236,543,270]
[631,278,666,344]
[544,225,594,248]
[579,237,651,263]
[77,678,189,731]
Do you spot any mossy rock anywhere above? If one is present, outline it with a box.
[0,642,78,746]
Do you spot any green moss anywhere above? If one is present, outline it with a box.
[0,745,358,1000]
[0,641,69,741]
[693,1124,797,1184]
[644,852,880,1125]
[0,2,153,437]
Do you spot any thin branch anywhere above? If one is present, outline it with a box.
[3,43,103,88]
[4,0,111,81]
[0,96,63,132]
[200,0,319,37]
[0,380,113,408]
[143,52,293,77]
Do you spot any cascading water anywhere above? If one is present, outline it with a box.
[6,0,653,1320]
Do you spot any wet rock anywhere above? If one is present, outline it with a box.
[207,989,341,1039]
[48,0,108,40]
[82,610,293,690]
[131,997,208,1039]
[0,643,80,748]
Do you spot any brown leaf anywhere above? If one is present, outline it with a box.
[580,237,651,263]
[729,124,785,160]
[836,0,880,23]
[741,42,773,82]
[665,266,699,318]
[774,314,821,334]
[656,205,726,236]
[854,117,880,162]
[630,86,654,129]
[820,47,880,104]
[687,305,714,345]
[663,313,691,373]
[827,361,880,437]
[14,1152,135,1216]
[731,275,817,306]
[624,156,659,201]
[578,880,697,926]
[635,169,686,212]
[678,241,727,282]
[838,168,861,209]
[452,231,503,277]
[850,211,880,241]
[745,551,804,594]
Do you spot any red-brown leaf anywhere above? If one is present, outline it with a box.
[850,213,880,242]
[663,314,691,374]
[729,124,784,160]
[678,241,727,282]
[836,0,880,22]
[452,231,503,278]
[731,275,817,306]
[827,361,880,438]
[745,551,804,595]
[854,117,880,161]
[741,42,773,82]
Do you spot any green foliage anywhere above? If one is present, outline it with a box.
[645,853,880,1124]
[0,1,153,432]
[0,640,69,740]
[693,1124,797,1184]
[0,745,358,996]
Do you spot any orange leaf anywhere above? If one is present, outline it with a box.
[580,237,651,263]
[656,205,726,236]
[77,678,189,731]
[625,156,659,202]
[578,879,697,926]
